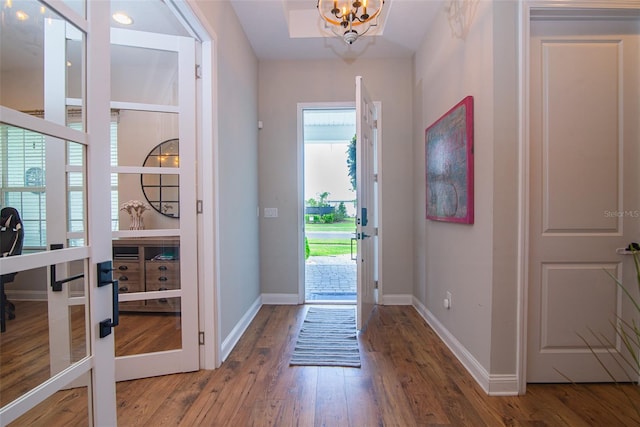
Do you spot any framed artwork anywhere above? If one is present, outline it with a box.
[425,96,474,224]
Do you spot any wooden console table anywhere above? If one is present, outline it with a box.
[112,237,180,313]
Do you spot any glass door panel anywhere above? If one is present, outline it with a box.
[7,374,90,426]
[0,1,85,128]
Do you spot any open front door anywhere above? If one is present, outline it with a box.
[355,76,377,330]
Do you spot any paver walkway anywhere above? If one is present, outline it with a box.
[305,255,356,301]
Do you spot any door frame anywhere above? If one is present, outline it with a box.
[296,101,383,306]
[517,0,640,394]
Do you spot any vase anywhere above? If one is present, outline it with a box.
[129,214,144,230]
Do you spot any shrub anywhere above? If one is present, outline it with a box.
[304,237,310,260]
[320,213,335,224]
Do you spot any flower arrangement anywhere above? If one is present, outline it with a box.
[120,200,150,230]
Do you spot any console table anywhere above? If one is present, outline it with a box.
[112,237,180,312]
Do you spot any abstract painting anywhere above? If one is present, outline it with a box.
[425,96,474,224]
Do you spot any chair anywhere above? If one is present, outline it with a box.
[1,207,24,332]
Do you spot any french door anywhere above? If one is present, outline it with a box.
[109,28,199,381]
[1,0,116,425]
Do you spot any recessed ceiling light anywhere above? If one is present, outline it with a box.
[112,12,133,25]
[16,10,28,21]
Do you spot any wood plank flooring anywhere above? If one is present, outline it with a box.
[115,305,640,426]
[4,303,640,425]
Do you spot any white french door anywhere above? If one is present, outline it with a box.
[527,16,640,382]
[110,28,199,381]
[355,76,378,330]
[1,0,116,425]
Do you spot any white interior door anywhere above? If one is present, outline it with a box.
[1,1,116,424]
[110,28,199,381]
[355,76,377,330]
[527,17,640,382]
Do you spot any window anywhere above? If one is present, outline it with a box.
[0,118,118,249]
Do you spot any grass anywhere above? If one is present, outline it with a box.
[305,219,356,232]
[305,219,358,256]
[307,238,355,257]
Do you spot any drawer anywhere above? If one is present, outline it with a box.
[146,297,181,311]
[114,261,141,283]
[116,281,144,311]
[145,261,180,286]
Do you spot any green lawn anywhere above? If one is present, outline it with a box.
[307,238,355,257]
[305,219,356,232]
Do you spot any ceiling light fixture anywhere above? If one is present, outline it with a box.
[15,10,29,21]
[317,0,384,45]
[112,12,133,26]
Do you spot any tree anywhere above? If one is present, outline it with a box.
[346,134,356,191]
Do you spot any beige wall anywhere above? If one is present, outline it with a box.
[258,58,414,298]
[193,0,261,340]
[413,1,519,376]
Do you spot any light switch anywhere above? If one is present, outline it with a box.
[264,208,278,218]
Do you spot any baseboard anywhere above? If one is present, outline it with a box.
[261,293,299,305]
[380,294,413,305]
[412,296,518,396]
[4,289,47,301]
[220,295,262,362]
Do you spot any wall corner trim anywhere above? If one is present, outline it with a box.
[220,295,262,362]
[412,297,519,396]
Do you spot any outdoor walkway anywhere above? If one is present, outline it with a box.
[305,255,356,301]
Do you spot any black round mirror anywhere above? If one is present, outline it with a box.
[141,138,180,218]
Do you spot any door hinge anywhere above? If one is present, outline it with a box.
[374,173,378,182]
[373,119,378,129]
[374,227,379,236]
[197,199,203,214]
[374,280,379,289]
[199,331,205,345]
[195,64,202,79]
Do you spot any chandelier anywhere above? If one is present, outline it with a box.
[317,0,385,45]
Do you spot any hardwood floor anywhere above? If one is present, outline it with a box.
[4,303,640,425]
[115,305,640,426]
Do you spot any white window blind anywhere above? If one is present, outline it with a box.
[1,118,118,248]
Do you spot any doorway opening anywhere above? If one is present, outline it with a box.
[303,108,357,303]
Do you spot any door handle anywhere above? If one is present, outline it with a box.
[97,261,120,338]
[49,244,85,292]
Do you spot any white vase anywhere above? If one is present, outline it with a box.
[129,214,144,230]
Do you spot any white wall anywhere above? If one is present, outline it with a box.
[412,0,519,384]
[193,0,261,340]
[259,58,414,299]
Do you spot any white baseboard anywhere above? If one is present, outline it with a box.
[220,295,262,362]
[380,294,413,305]
[261,293,299,305]
[4,290,47,301]
[412,297,518,396]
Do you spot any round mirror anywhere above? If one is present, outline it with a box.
[141,138,180,218]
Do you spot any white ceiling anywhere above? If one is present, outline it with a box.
[229,0,445,60]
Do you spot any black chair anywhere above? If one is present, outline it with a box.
[1,207,24,332]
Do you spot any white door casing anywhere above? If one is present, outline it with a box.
[356,76,377,330]
[527,17,640,382]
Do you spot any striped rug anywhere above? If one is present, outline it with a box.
[290,307,361,368]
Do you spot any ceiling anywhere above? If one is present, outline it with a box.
[0,0,444,75]
[229,0,445,60]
